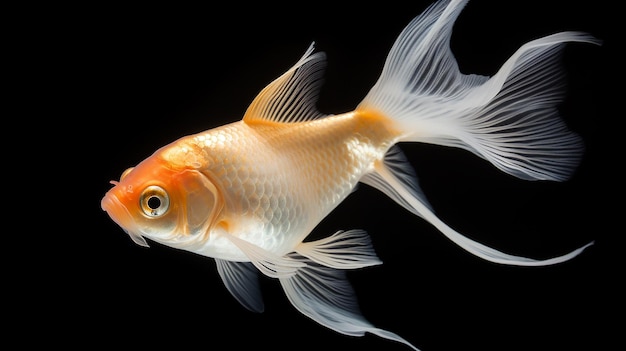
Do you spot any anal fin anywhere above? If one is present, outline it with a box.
[368,152,594,266]
[360,146,434,219]
[295,229,382,269]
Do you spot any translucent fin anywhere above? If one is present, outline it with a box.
[126,229,149,247]
[358,0,601,181]
[360,145,433,219]
[279,254,420,350]
[215,259,264,313]
[295,230,382,269]
[372,161,594,266]
[224,233,304,278]
[243,42,328,125]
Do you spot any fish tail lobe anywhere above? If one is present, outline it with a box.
[357,0,601,181]
[357,0,597,265]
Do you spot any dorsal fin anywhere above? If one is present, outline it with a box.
[243,42,329,124]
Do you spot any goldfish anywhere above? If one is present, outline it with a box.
[101,0,599,349]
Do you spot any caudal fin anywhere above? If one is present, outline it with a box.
[357,0,598,264]
[357,0,601,181]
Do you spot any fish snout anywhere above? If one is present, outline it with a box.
[102,192,150,247]
[101,193,133,230]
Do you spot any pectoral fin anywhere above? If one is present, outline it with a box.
[126,230,149,247]
[224,233,304,278]
[215,259,264,313]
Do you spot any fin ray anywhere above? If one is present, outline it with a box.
[372,161,593,265]
[295,230,382,269]
[243,42,328,124]
[215,259,265,313]
[360,145,434,218]
[279,254,420,350]
[358,0,600,181]
[127,230,149,247]
[225,233,304,278]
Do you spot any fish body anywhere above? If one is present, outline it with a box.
[189,112,396,257]
[101,0,599,349]
[105,110,396,260]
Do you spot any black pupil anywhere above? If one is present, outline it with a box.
[147,196,161,210]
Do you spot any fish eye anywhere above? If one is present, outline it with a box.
[120,167,134,181]
[140,185,170,217]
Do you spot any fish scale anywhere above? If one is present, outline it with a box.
[176,112,398,255]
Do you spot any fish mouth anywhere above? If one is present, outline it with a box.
[101,193,130,227]
[101,193,149,247]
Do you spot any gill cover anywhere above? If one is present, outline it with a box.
[177,170,223,237]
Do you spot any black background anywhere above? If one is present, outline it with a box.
[18,0,618,350]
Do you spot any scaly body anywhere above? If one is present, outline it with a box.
[162,112,398,260]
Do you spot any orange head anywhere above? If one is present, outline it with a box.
[101,154,222,248]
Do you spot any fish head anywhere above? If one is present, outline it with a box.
[101,154,222,248]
